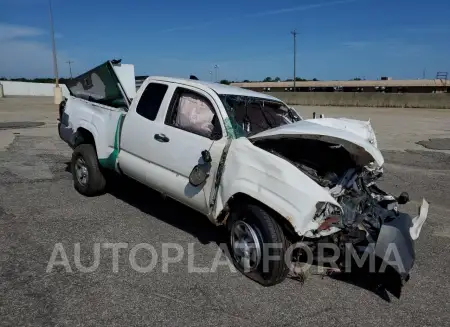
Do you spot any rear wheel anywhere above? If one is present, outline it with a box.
[228,203,289,286]
[71,144,106,196]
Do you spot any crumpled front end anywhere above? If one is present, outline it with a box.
[328,169,429,297]
[251,124,429,298]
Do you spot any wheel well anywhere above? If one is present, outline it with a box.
[75,128,95,148]
[226,193,299,243]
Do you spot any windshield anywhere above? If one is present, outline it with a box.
[219,94,294,138]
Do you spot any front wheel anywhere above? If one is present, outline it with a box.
[71,144,106,196]
[228,203,289,286]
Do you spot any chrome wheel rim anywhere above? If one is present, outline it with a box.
[230,220,262,271]
[75,157,89,186]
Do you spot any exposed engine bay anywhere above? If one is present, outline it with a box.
[253,137,429,298]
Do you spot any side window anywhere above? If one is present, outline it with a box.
[136,83,168,121]
[165,88,222,140]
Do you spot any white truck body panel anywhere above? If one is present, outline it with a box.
[118,78,229,215]
[112,64,136,100]
[59,67,406,239]
[60,96,124,162]
[214,137,341,236]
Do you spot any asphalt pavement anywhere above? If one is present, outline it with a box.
[1,98,450,326]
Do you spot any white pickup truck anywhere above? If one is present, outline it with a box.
[59,60,428,295]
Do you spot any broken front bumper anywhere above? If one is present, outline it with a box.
[375,199,429,278]
[371,199,429,297]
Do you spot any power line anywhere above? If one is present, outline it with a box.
[290,30,297,91]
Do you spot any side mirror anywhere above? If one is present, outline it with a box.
[189,165,209,186]
[189,150,212,186]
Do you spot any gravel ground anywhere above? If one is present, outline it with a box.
[1,98,450,326]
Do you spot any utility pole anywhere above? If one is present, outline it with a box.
[214,64,219,82]
[48,0,61,104]
[66,60,74,78]
[49,0,59,87]
[291,30,297,91]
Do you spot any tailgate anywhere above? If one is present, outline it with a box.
[65,60,135,110]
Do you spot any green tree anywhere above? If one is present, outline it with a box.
[220,79,231,85]
[263,77,273,82]
[274,77,281,82]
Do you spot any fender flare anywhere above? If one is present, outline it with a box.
[74,120,100,150]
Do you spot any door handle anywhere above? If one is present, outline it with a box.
[154,133,170,142]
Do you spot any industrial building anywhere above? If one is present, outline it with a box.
[231,78,449,93]
[136,75,449,94]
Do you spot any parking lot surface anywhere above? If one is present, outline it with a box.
[1,97,450,326]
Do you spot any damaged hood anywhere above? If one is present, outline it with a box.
[305,118,378,148]
[249,120,384,167]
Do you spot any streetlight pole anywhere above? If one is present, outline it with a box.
[214,64,219,82]
[291,30,297,91]
[49,0,61,104]
[209,71,212,81]
[67,60,74,78]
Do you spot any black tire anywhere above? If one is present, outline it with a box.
[228,203,289,286]
[71,144,106,196]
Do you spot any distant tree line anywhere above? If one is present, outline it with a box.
[2,76,367,86]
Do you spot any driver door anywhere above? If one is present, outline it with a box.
[149,85,227,214]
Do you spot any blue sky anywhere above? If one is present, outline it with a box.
[1,0,450,81]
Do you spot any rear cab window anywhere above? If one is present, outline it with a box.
[136,83,168,121]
